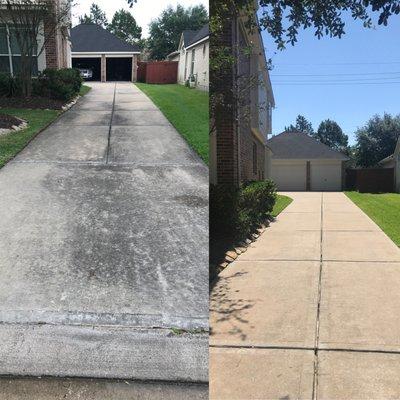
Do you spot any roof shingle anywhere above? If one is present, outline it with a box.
[267,131,349,160]
[71,24,140,53]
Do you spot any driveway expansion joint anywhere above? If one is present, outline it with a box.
[105,82,117,164]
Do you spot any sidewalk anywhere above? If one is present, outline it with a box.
[210,192,400,399]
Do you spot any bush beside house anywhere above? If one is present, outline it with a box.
[0,69,82,103]
[210,180,277,243]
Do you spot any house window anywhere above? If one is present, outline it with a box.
[253,142,257,175]
[190,48,195,75]
[0,25,38,76]
[203,43,206,58]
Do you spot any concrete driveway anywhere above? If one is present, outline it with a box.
[0,83,208,393]
[210,191,400,399]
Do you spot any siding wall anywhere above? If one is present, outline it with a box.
[177,40,209,91]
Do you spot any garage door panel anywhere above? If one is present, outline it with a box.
[271,162,306,191]
[311,162,342,191]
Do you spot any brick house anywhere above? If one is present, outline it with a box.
[209,2,274,186]
[0,0,71,76]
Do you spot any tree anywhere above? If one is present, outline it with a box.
[315,119,348,151]
[210,0,400,136]
[108,9,141,44]
[258,1,400,50]
[355,113,400,167]
[147,4,208,60]
[0,0,71,97]
[285,115,314,135]
[79,3,108,27]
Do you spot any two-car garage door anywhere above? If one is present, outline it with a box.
[271,160,343,191]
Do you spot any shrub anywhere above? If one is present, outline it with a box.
[0,73,22,97]
[238,181,277,227]
[210,180,277,242]
[33,68,83,101]
[210,184,240,239]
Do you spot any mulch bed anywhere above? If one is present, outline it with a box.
[0,113,24,129]
[0,96,65,110]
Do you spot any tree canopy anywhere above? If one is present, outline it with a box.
[79,3,108,27]
[355,113,400,167]
[315,119,348,151]
[147,4,208,60]
[258,1,400,50]
[285,115,314,136]
[108,9,142,44]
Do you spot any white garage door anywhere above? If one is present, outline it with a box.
[271,161,306,191]
[311,161,342,191]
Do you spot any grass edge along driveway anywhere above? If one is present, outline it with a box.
[272,194,293,217]
[346,191,400,247]
[0,85,91,169]
[135,83,209,164]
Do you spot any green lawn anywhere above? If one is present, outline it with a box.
[0,85,91,169]
[272,195,293,217]
[0,108,60,168]
[135,83,209,163]
[345,191,400,247]
[79,85,92,96]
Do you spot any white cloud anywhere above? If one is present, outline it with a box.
[71,0,208,37]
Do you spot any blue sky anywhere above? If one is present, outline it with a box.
[261,12,400,144]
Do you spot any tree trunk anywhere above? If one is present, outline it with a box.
[20,54,32,98]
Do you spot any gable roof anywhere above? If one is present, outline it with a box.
[182,30,198,47]
[186,24,209,48]
[71,24,140,53]
[267,131,349,160]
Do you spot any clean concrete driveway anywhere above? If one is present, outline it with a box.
[0,83,208,392]
[210,191,400,399]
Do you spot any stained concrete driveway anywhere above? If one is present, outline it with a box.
[210,192,400,399]
[0,83,208,393]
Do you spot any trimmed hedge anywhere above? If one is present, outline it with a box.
[210,180,277,241]
[0,68,82,101]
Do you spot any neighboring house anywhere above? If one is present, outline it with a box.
[267,131,349,191]
[166,50,180,62]
[379,136,400,192]
[170,24,209,91]
[0,0,71,76]
[71,24,140,82]
[209,4,275,186]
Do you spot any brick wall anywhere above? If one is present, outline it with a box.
[212,16,239,186]
[43,0,71,70]
[44,17,59,69]
[211,10,266,187]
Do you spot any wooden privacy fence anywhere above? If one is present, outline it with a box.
[137,61,178,84]
[346,168,395,193]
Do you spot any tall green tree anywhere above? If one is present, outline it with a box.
[147,4,208,60]
[108,9,142,44]
[79,3,108,27]
[285,115,314,135]
[315,119,348,151]
[355,113,400,167]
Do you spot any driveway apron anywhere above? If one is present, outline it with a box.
[0,82,208,384]
[210,191,400,399]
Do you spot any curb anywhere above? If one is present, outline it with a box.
[0,324,208,383]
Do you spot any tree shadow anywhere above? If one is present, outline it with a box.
[210,271,255,341]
